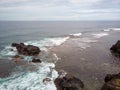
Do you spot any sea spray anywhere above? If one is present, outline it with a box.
[0,37,69,90]
[92,32,109,38]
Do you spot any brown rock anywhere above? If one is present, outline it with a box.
[11,55,27,65]
[55,73,84,90]
[11,43,41,56]
[32,58,41,63]
[12,55,23,61]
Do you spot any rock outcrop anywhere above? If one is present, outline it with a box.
[12,55,23,60]
[32,58,41,63]
[12,43,41,56]
[55,70,84,90]
[101,73,120,90]
[43,78,52,84]
[110,40,120,58]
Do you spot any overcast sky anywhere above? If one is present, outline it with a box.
[0,0,120,20]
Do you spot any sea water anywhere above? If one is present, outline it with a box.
[0,21,120,90]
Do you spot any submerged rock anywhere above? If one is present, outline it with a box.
[110,40,120,58]
[12,55,23,61]
[101,73,120,90]
[11,43,41,56]
[32,58,41,63]
[55,71,84,90]
[11,55,28,65]
[43,78,52,84]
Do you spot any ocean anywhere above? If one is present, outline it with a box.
[0,21,120,48]
[0,21,120,90]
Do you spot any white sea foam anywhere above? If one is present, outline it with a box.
[103,29,111,32]
[58,70,67,78]
[103,28,120,32]
[69,33,82,38]
[25,37,69,50]
[0,46,17,58]
[0,37,69,90]
[0,62,58,90]
[0,37,69,58]
[70,33,82,36]
[112,28,120,31]
[92,32,109,38]
[71,37,97,49]
[39,51,59,63]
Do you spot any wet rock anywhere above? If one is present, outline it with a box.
[11,55,28,65]
[12,55,24,62]
[101,73,120,90]
[10,49,14,51]
[11,43,19,47]
[43,78,52,84]
[32,58,41,63]
[11,43,41,56]
[12,55,23,59]
[110,40,120,58]
[55,72,84,90]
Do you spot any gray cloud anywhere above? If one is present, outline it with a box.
[0,0,120,20]
[93,0,120,9]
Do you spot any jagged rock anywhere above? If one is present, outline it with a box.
[101,73,120,90]
[110,40,120,58]
[11,55,27,65]
[55,73,84,90]
[12,55,23,59]
[10,49,14,51]
[11,43,41,56]
[43,78,52,84]
[12,55,24,62]
[11,43,20,47]
[32,58,41,63]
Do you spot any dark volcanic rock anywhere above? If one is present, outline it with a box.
[101,73,120,90]
[32,58,41,63]
[55,74,84,90]
[110,40,120,58]
[11,43,41,56]
[11,43,20,47]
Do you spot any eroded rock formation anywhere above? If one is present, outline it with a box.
[12,43,41,56]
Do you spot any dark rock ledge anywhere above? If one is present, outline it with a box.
[101,73,120,90]
[12,43,41,56]
[54,70,84,90]
[110,40,120,58]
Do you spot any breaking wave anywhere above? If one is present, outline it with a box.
[69,33,82,38]
[0,37,69,90]
[103,28,120,32]
[92,32,109,38]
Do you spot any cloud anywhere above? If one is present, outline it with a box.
[0,0,120,20]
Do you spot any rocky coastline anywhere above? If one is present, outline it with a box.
[1,40,120,90]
